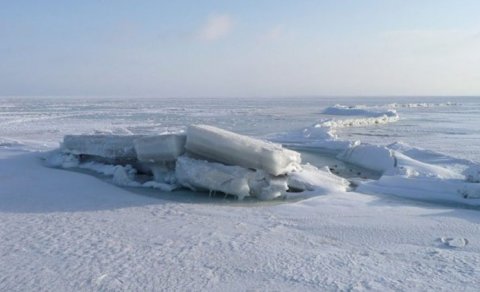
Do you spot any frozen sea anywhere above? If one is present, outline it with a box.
[1,96,480,291]
[1,96,479,160]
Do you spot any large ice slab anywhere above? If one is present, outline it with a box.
[133,134,186,162]
[175,156,288,200]
[185,125,301,176]
[62,135,142,160]
[175,156,253,200]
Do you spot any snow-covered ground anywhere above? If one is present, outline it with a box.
[1,96,480,291]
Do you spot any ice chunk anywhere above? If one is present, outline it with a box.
[44,150,80,168]
[112,165,140,187]
[185,125,301,176]
[287,164,349,193]
[175,156,289,200]
[133,134,186,162]
[62,135,142,160]
[175,156,252,200]
[256,176,288,200]
[150,163,177,184]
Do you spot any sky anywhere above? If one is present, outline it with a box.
[1,0,480,97]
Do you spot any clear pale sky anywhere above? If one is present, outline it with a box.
[1,1,479,97]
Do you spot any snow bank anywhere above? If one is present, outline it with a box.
[133,134,186,162]
[63,135,142,160]
[186,125,301,176]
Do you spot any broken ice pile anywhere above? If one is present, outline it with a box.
[50,125,349,200]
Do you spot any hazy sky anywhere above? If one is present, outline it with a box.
[1,1,479,97]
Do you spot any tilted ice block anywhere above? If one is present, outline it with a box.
[287,164,349,193]
[175,156,252,200]
[185,125,301,176]
[62,135,142,160]
[133,134,186,162]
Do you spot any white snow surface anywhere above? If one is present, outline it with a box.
[1,96,480,291]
